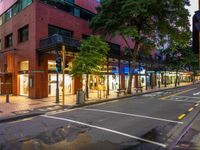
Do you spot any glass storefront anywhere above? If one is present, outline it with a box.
[109,75,119,90]
[20,74,29,96]
[19,61,29,96]
[48,60,73,96]
[48,74,72,96]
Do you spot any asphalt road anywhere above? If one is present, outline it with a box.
[0,84,200,150]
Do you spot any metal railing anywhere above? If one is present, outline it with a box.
[39,34,80,51]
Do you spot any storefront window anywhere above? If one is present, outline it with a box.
[20,74,29,96]
[48,74,72,96]
[19,61,29,96]
[48,60,56,70]
[20,61,29,70]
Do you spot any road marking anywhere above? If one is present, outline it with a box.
[41,115,167,148]
[174,96,200,99]
[8,117,33,124]
[178,114,186,120]
[195,103,199,107]
[160,88,197,100]
[81,108,183,124]
[163,99,199,103]
[193,92,200,96]
[188,108,194,112]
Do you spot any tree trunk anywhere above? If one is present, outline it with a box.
[106,58,109,96]
[175,68,179,87]
[121,35,139,94]
[86,74,89,98]
[127,62,134,94]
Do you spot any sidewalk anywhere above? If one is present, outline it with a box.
[0,82,194,120]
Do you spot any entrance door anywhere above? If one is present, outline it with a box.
[48,74,72,96]
[20,74,29,96]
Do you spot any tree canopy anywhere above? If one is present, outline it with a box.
[90,0,191,93]
[70,35,110,77]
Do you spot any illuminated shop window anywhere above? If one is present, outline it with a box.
[20,61,29,71]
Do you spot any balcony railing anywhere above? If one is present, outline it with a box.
[38,34,80,53]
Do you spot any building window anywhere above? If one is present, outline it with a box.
[5,33,13,48]
[4,9,12,22]
[64,0,74,3]
[19,0,32,10]
[12,3,19,16]
[20,61,29,71]
[0,15,3,26]
[74,8,80,17]
[82,34,90,39]
[48,25,73,38]
[0,0,33,26]
[18,25,29,42]
[39,0,95,21]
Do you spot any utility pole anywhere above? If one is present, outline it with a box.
[62,45,66,105]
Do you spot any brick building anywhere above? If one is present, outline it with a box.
[0,0,162,99]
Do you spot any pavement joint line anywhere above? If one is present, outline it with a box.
[178,114,186,120]
[160,88,197,100]
[41,115,167,148]
[81,108,184,124]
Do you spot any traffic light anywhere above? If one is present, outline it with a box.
[56,55,62,73]
[65,61,69,69]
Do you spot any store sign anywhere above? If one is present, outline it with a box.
[123,67,144,75]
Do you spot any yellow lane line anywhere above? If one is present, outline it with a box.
[188,107,194,112]
[178,114,186,120]
[160,88,196,100]
[9,117,33,124]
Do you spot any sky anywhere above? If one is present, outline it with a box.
[187,0,198,30]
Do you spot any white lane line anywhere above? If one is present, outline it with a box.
[166,99,199,103]
[41,115,167,148]
[81,108,183,124]
[193,92,200,96]
[174,96,200,99]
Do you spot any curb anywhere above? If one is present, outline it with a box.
[0,112,44,124]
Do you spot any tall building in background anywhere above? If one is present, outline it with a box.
[193,1,200,66]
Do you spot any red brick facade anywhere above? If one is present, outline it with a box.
[0,0,136,98]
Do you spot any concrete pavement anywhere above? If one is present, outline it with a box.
[0,82,194,120]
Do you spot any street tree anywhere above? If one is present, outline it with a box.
[163,47,198,87]
[90,0,191,94]
[70,35,110,98]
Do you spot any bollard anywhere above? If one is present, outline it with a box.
[6,94,9,103]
